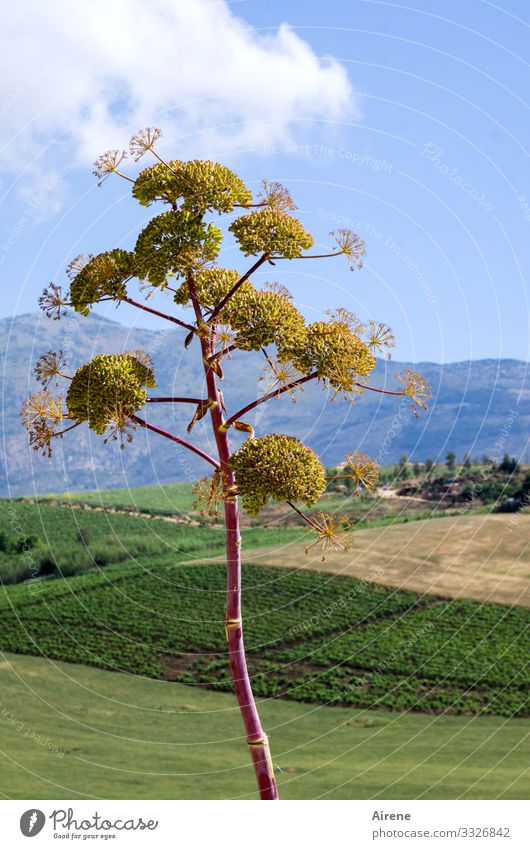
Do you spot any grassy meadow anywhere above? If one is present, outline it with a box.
[0,653,528,800]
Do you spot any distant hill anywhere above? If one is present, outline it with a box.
[1,311,529,496]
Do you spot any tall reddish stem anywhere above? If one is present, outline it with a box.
[220,439,279,800]
[189,279,278,800]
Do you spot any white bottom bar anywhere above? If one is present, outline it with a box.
[0,799,528,848]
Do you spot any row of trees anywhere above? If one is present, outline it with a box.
[391,452,520,480]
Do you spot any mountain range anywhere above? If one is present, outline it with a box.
[1,311,529,496]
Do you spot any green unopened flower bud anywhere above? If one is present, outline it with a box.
[132,159,252,213]
[224,289,306,354]
[292,321,376,392]
[229,209,314,258]
[229,434,326,515]
[66,353,156,436]
[134,210,222,286]
[69,250,135,316]
[173,268,254,309]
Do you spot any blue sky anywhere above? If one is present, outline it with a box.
[1,0,529,364]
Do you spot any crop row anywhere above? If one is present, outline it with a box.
[1,563,422,653]
[267,600,530,688]
[184,657,529,718]
[0,560,528,718]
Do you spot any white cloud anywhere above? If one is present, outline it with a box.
[0,0,357,181]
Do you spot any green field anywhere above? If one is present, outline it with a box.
[0,553,527,718]
[0,653,528,800]
[40,481,198,516]
[0,499,303,584]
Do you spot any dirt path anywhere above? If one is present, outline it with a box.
[30,498,199,526]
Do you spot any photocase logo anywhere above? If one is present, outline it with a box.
[20,809,46,837]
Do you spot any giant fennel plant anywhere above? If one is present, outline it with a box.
[23,129,430,800]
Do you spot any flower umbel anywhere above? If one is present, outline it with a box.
[93,150,127,183]
[38,283,68,320]
[69,250,135,315]
[292,320,376,396]
[66,353,156,441]
[129,128,163,161]
[229,209,313,258]
[331,229,366,270]
[34,350,69,388]
[397,369,431,415]
[344,451,379,492]
[21,391,68,457]
[133,160,252,213]
[305,512,353,561]
[364,320,395,358]
[229,434,326,515]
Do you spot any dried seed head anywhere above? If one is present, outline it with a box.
[364,320,395,358]
[34,350,68,389]
[304,512,353,560]
[21,391,67,457]
[192,470,227,520]
[66,254,92,281]
[344,451,379,491]
[93,150,127,182]
[257,180,297,212]
[259,359,304,401]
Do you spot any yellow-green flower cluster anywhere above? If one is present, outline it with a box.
[229,209,314,258]
[66,353,156,436]
[225,289,306,354]
[69,250,135,316]
[134,210,222,286]
[132,160,252,213]
[229,434,326,515]
[293,321,376,393]
[174,269,306,354]
[173,268,252,309]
